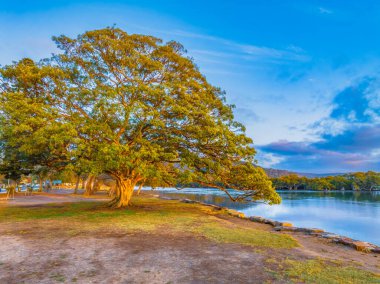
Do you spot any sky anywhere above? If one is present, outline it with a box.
[0,0,379,173]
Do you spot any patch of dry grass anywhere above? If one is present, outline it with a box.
[283,259,380,284]
[196,221,298,249]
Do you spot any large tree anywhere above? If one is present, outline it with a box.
[1,27,280,207]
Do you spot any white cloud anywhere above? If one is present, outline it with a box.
[256,152,284,168]
[318,7,333,14]
[138,26,310,64]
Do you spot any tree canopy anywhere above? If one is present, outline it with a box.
[0,59,74,186]
[0,27,279,207]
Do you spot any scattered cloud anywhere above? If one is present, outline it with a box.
[318,7,333,14]
[145,28,310,64]
[234,107,262,122]
[256,152,285,168]
[258,77,380,172]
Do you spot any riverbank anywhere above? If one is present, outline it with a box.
[0,191,379,283]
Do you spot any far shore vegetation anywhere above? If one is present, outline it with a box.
[271,171,380,191]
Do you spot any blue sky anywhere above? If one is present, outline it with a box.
[1,0,379,173]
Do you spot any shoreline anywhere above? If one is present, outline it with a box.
[159,195,380,254]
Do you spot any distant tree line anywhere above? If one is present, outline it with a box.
[272,172,380,191]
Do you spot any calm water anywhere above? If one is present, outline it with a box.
[147,188,380,246]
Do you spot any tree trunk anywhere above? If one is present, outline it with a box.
[108,177,136,208]
[38,177,43,192]
[74,175,80,194]
[108,184,116,197]
[84,175,95,196]
[93,179,100,193]
[136,183,143,196]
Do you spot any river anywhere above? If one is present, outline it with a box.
[146,188,380,246]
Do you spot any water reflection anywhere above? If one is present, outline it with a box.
[150,188,380,246]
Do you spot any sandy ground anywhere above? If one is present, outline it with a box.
[0,192,379,283]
